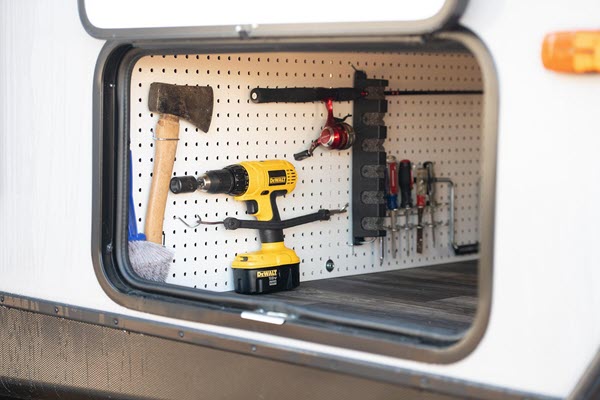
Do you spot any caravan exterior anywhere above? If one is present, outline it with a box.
[0,1,599,399]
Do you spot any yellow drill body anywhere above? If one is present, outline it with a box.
[231,160,300,271]
[196,159,300,294]
[234,160,297,222]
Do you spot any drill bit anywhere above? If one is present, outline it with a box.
[379,237,384,266]
[415,168,427,254]
[424,162,436,248]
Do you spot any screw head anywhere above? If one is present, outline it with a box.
[325,259,334,272]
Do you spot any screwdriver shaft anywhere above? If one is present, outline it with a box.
[424,162,436,249]
[405,210,410,256]
[415,168,427,254]
[390,211,397,257]
[429,204,436,247]
[417,207,424,253]
[386,156,399,260]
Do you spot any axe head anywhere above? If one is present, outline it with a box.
[148,82,214,132]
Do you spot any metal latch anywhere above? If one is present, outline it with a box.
[240,310,289,325]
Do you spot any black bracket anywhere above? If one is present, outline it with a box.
[352,70,388,245]
[223,209,335,231]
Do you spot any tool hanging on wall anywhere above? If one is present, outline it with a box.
[145,82,214,244]
[423,161,437,248]
[433,177,480,256]
[249,87,482,162]
[127,151,173,282]
[294,99,354,160]
[415,167,427,254]
[398,159,413,256]
[385,156,399,260]
[169,160,347,294]
[250,80,482,254]
[249,88,355,161]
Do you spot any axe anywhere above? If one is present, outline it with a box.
[144,82,214,244]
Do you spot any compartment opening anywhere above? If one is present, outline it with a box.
[103,35,495,357]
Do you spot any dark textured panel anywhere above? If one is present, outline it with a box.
[267,261,478,336]
[0,306,464,400]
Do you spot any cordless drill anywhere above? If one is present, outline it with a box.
[170,160,300,294]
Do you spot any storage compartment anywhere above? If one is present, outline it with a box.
[97,34,496,360]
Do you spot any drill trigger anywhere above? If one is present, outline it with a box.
[246,200,259,215]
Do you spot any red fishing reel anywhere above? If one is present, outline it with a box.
[294,99,355,161]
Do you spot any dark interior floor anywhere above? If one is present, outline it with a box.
[266,260,478,337]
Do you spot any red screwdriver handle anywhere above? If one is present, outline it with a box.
[387,157,398,195]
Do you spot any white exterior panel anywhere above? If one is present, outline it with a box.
[1,0,598,397]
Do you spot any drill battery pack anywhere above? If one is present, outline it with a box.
[232,241,301,294]
[233,263,300,294]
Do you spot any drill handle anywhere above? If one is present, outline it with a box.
[246,190,286,222]
[246,190,286,244]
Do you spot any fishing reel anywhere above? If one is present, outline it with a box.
[293,98,355,161]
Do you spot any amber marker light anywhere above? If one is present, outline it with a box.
[542,30,600,73]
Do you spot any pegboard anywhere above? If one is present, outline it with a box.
[129,51,482,292]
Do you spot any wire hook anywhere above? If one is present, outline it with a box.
[177,214,223,229]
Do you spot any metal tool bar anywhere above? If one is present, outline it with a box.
[384,89,483,96]
[435,178,479,256]
[415,168,427,254]
[423,162,436,248]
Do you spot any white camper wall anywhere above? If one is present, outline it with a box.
[0,1,599,398]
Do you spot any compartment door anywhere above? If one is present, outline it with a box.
[78,0,467,39]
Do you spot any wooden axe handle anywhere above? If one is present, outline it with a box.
[145,114,179,244]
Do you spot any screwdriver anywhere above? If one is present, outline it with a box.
[423,161,436,248]
[398,160,413,256]
[386,156,399,259]
[415,168,427,254]
[379,236,385,266]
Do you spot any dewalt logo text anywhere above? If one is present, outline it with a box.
[257,269,278,278]
[268,170,287,186]
[269,176,286,185]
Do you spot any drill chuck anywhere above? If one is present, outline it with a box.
[171,165,249,196]
[199,165,248,195]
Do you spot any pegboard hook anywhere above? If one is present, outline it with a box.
[177,215,223,228]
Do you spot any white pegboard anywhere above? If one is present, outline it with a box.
[129,51,482,291]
